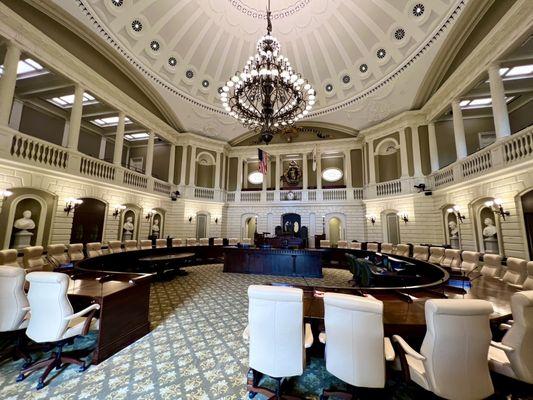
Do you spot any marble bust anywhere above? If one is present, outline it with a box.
[483,217,498,237]
[448,221,459,237]
[123,216,134,232]
[14,210,35,231]
[151,219,160,236]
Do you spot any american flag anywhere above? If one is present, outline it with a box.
[258,148,270,175]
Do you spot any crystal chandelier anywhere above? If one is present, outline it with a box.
[220,0,315,144]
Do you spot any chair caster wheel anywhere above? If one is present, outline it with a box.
[16,373,25,382]
[36,381,45,390]
[248,391,257,399]
[78,363,88,372]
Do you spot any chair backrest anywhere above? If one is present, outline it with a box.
[323,293,386,388]
[171,238,183,247]
[107,240,123,254]
[228,238,238,246]
[213,238,223,246]
[481,254,503,278]
[349,242,362,250]
[366,242,378,252]
[124,240,138,251]
[394,244,410,257]
[0,249,20,267]
[155,239,167,249]
[47,244,68,265]
[428,247,445,265]
[186,238,197,246]
[460,251,480,273]
[0,266,29,332]
[380,243,393,254]
[138,240,152,250]
[241,238,252,245]
[337,240,348,249]
[500,290,533,383]
[67,243,84,261]
[22,246,44,272]
[421,299,494,400]
[320,240,331,248]
[199,238,209,246]
[523,262,533,290]
[502,257,527,286]
[441,249,462,269]
[86,242,102,258]
[413,245,429,261]
[25,272,74,343]
[248,285,305,378]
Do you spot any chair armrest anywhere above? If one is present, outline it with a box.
[304,323,313,349]
[318,332,326,344]
[499,323,512,331]
[64,303,100,321]
[22,306,30,311]
[491,341,514,353]
[392,335,425,361]
[243,325,249,341]
[384,337,395,361]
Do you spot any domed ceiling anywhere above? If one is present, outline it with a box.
[54,0,470,141]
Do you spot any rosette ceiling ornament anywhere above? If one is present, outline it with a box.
[220,0,315,144]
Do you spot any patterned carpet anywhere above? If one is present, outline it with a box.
[0,264,531,399]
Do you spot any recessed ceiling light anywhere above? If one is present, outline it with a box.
[47,92,97,108]
[91,116,132,127]
[506,64,533,77]
[124,132,149,141]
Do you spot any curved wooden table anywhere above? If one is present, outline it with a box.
[138,252,195,279]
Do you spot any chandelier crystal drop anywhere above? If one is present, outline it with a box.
[220,0,315,144]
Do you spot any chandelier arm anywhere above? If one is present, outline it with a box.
[242,84,262,117]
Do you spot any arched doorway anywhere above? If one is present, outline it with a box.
[521,190,533,258]
[244,216,257,239]
[70,198,106,244]
[383,211,400,244]
[196,212,209,239]
[328,217,342,246]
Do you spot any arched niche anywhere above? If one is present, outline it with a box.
[375,138,400,183]
[70,198,107,244]
[0,188,56,249]
[441,204,461,249]
[149,208,166,239]
[381,209,400,244]
[240,213,257,239]
[195,151,216,188]
[470,197,502,255]
[519,189,533,259]
[324,213,346,245]
[196,211,210,239]
[119,204,141,241]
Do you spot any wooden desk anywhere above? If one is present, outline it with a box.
[67,271,152,364]
[138,252,195,278]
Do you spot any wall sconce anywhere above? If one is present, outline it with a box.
[447,206,466,223]
[145,209,154,220]
[366,215,376,225]
[0,189,13,199]
[188,216,193,223]
[64,198,83,216]
[215,217,219,224]
[113,205,126,219]
[485,198,510,220]
[171,191,181,201]
[398,212,409,223]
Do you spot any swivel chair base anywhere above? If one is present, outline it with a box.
[0,332,32,368]
[247,368,302,400]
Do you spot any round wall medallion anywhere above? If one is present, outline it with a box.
[325,83,333,92]
[131,20,143,32]
[202,79,210,88]
[377,49,387,59]
[150,40,160,51]
[394,28,405,40]
[185,70,194,79]
[168,57,177,67]
[342,75,351,84]
[413,3,425,17]
[359,64,368,73]
[111,0,123,7]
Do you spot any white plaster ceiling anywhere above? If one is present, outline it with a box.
[52,0,469,141]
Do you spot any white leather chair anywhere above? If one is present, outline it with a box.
[440,249,462,270]
[228,238,238,246]
[337,240,348,249]
[320,293,394,398]
[488,290,533,384]
[0,249,20,267]
[380,243,393,254]
[86,242,103,258]
[412,245,429,262]
[46,244,69,267]
[213,238,223,246]
[394,244,410,257]
[107,240,123,254]
[18,272,100,390]
[393,299,494,400]
[428,247,445,265]
[460,251,480,273]
[186,238,197,246]
[22,246,45,272]
[67,244,84,262]
[0,266,31,366]
[241,238,252,245]
[481,254,503,278]
[320,240,331,248]
[523,262,533,290]
[124,240,138,251]
[171,238,183,247]
[366,242,379,252]
[138,240,152,250]
[199,238,209,246]
[501,257,527,288]
[349,242,362,250]
[244,285,313,399]
[155,239,167,249]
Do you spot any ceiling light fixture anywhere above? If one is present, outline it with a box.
[220,0,314,144]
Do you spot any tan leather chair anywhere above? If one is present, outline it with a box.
[213,238,223,246]
[412,245,429,262]
[124,240,138,251]
[199,238,209,246]
[171,238,183,247]
[366,242,379,252]
[155,239,167,249]
[337,240,348,249]
[107,240,123,254]
[46,244,68,266]
[440,249,462,270]
[0,249,20,267]
[186,238,197,246]
[460,251,480,273]
[228,238,239,246]
[86,242,103,258]
[349,242,362,250]
[523,262,533,290]
[138,240,152,250]
[22,246,44,272]
[502,258,527,288]
[67,244,84,262]
[481,254,503,278]
[320,240,331,248]
[380,243,393,254]
[428,247,445,265]
[394,244,410,257]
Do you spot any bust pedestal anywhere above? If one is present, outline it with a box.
[123,231,133,241]
[484,237,499,254]
[14,230,33,249]
[450,237,460,249]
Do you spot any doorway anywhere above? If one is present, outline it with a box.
[244,216,257,239]
[69,198,106,244]
[196,213,208,239]
[328,217,342,246]
[385,212,400,244]
[522,190,533,258]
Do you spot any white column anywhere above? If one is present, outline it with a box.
[368,139,376,184]
[344,149,352,188]
[214,151,221,189]
[236,156,243,192]
[8,99,23,130]
[399,128,409,177]
[180,145,187,185]
[428,123,439,172]
[0,43,21,126]
[243,159,248,189]
[188,145,196,186]
[411,125,423,177]
[145,131,155,177]
[61,121,70,147]
[113,112,126,166]
[302,152,308,190]
[125,146,130,167]
[168,144,176,184]
[67,84,84,150]
[488,64,511,139]
[275,154,280,191]
[451,100,468,160]
[98,136,107,160]
[316,152,322,190]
